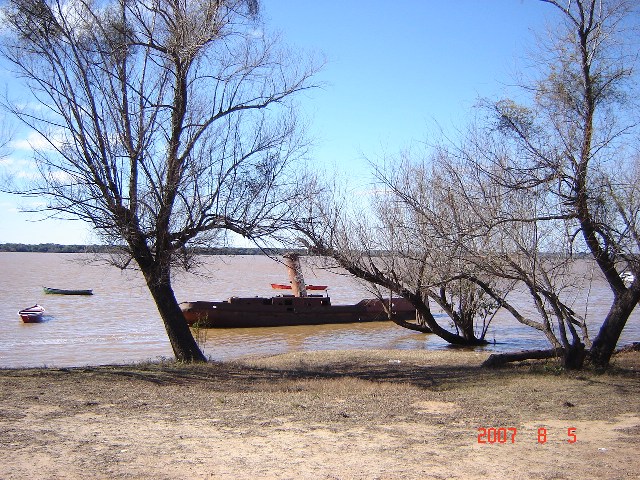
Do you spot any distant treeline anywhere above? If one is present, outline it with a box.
[0,243,305,256]
[0,243,106,253]
[0,243,591,258]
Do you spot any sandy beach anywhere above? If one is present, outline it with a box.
[1,349,639,479]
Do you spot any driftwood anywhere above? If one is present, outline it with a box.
[616,342,640,353]
[482,349,560,368]
[481,342,640,370]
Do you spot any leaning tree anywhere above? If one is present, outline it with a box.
[483,0,640,368]
[427,140,594,369]
[374,0,640,368]
[299,0,639,369]
[1,0,318,361]
[298,156,509,346]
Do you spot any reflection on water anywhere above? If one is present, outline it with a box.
[0,253,638,368]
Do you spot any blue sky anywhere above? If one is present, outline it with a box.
[0,0,553,245]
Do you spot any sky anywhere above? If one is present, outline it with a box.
[0,0,555,245]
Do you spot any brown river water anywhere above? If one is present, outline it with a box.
[1,253,638,368]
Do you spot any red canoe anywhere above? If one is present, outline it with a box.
[18,304,45,323]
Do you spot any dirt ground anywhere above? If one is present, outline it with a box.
[1,349,639,480]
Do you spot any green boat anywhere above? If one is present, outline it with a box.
[43,286,93,296]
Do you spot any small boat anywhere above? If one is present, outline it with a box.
[18,304,45,323]
[43,286,93,295]
[270,283,328,291]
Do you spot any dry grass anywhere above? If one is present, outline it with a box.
[1,349,639,479]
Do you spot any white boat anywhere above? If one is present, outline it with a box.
[18,304,45,323]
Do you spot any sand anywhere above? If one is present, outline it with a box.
[1,349,639,479]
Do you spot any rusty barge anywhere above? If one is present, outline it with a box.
[179,254,416,328]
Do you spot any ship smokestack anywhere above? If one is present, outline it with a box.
[283,253,307,298]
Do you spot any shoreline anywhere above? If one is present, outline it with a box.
[3,252,639,369]
[2,349,639,479]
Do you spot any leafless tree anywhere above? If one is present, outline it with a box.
[298,156,509,346]
[372,148,591,366]
[479,0,640,368]
[368,0,639,369]
[429,141,593,368]
[299,0,637,369]
[1,0,319,361]
[299,134,595,366]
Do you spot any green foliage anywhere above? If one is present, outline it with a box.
[494,99,536,137]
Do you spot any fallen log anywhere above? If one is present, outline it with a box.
[615,342,640,354]
[482,348,560,368]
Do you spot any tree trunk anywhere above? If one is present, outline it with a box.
[391,312,431,333]
[144,269,207,363]
[562,342,586,370]
[589,289,640,369]
[414,304,488,346]
[482,345,586,370]
[482,348,560,368]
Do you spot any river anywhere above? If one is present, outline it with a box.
[0,253,638,368]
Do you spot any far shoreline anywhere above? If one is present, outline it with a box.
[0,243,295,255]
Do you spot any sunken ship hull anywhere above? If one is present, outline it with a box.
[180,295,416,328]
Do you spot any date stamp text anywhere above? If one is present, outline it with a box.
[477,427,577,444]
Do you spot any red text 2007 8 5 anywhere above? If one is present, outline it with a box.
[477,427,577,444]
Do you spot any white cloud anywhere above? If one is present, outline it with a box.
[10,129,65,152]
[0,201,19,213]
[0,155,38,184]
[16,170,40,180]
[24,200,47,209]
[49,170,73,183]
[355,187,391,197]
